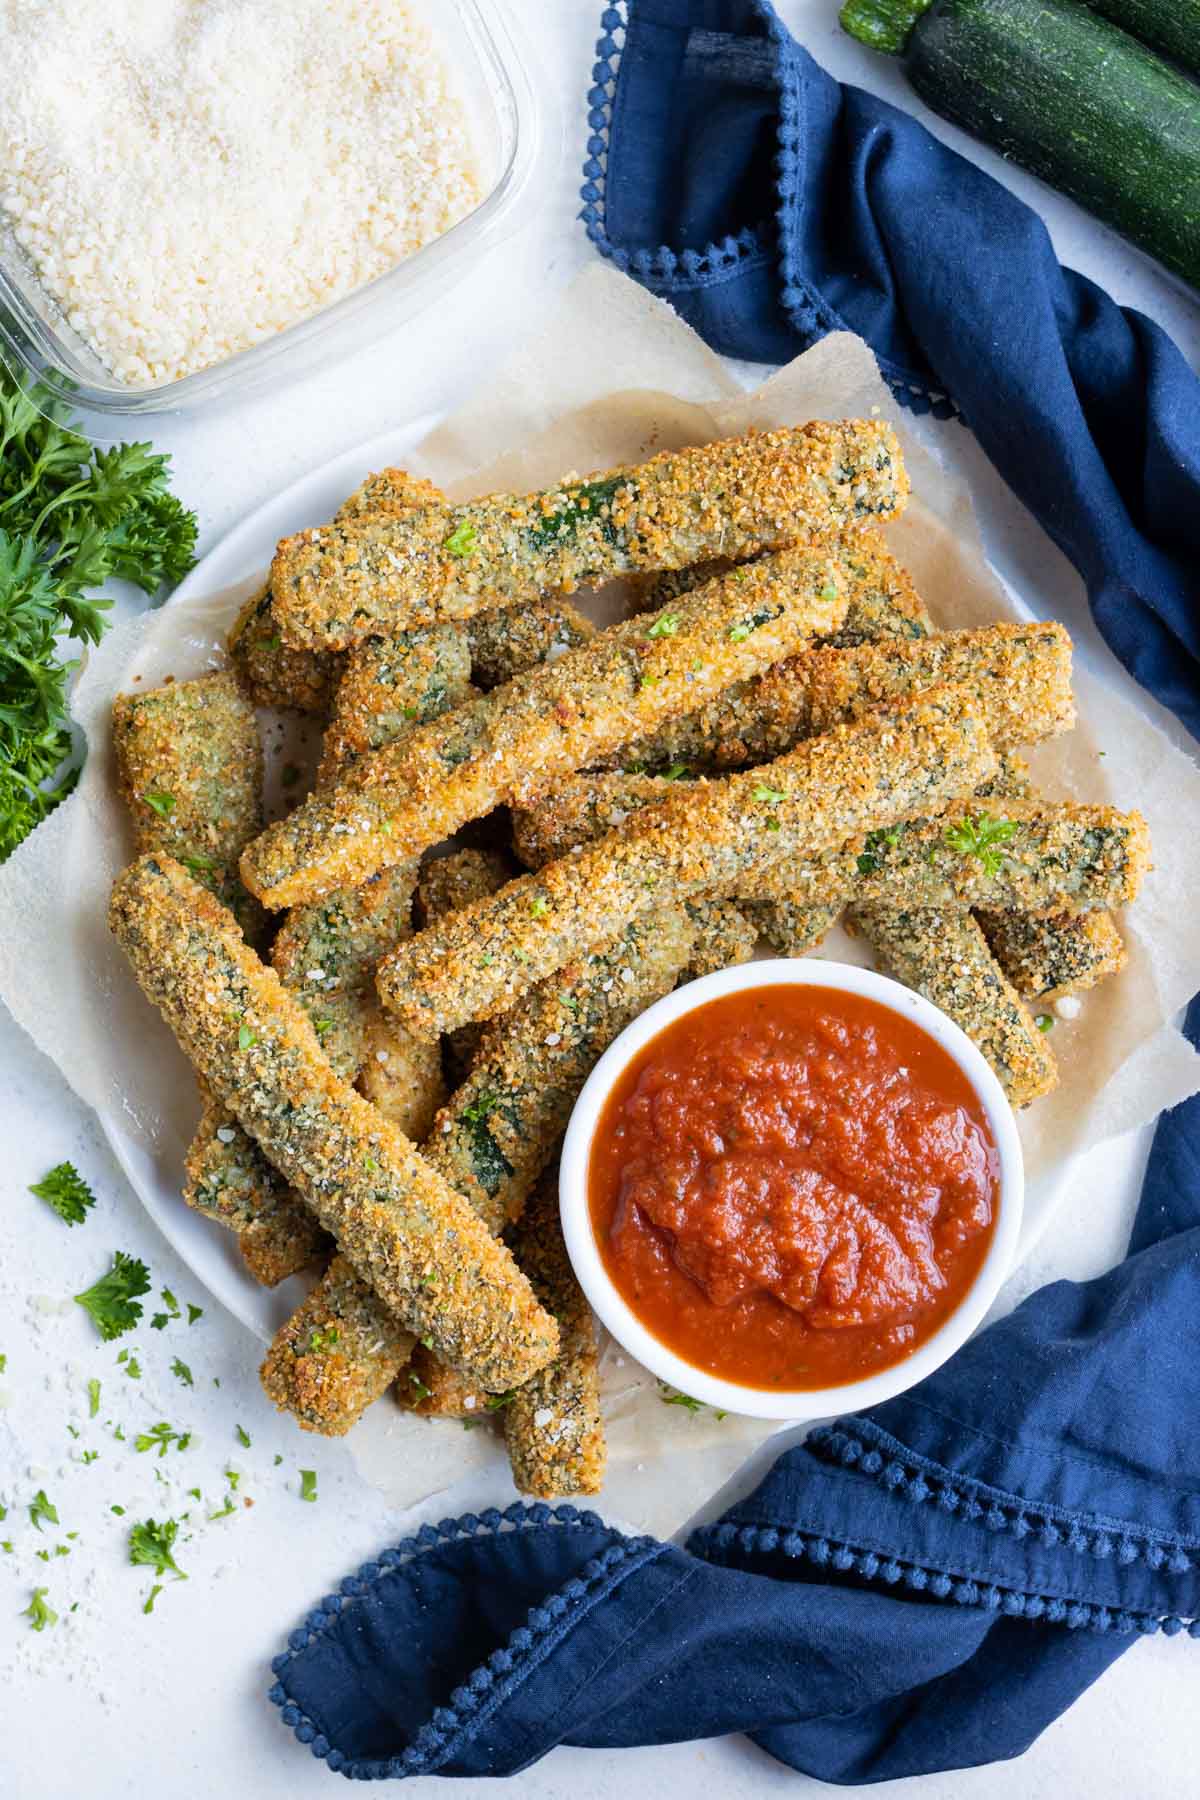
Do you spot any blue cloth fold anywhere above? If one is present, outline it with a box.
[268,1,1200,1779]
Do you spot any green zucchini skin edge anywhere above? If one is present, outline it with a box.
[1080,0,1200,81]
[843,0,1200,289]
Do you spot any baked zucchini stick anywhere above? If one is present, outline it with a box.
[112,671,265,942]
[378,687,998,1039]
[230,467,447,713]
[319,626,473,779]
[268,419,909,649]
[468,600,594,689]
[259,1254,417,1438]
[110,857,559,1391]
[241,541,853,906]
[111,673,325,1282]
[851,906,1057,1107]
[503,1166,605,1498]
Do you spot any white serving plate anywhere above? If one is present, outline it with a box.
[96,423,1067,1345]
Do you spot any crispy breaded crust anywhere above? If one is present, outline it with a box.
[259,1255,415,1436]
[803,622,1074,747]
[112,670,265,942]
[183,1102,328,1285]
[268,420,909,650]
[850,905,1058,1107]
[504,1168,605,1498]
[320,626,473,780]
[468,599,594,689]
[744,900,842,957]
[683,898,759,978]
[378,687,997,1039]
[228,583,340,715]
[417,850,514,1078]
[110,856,559,1391]
[241,541,852,907]
[978,908,1127,1004]
[399,1345,491,1419]
[228,468,444,714]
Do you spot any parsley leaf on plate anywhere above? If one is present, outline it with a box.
[74,1252,150,1340]
[128,1518,185,1580]
[29,1161,95,1225]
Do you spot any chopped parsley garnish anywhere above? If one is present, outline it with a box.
[1035,1013,1055,1033]
[151,1287,182,1330]
[235,1424,251,1449]
[23,1588,57,1632]
[943,813,1018,878]
[462,1091,499,1125]
[645,613,680,640]
[29,1161,96,1225]
[170,1358,193,1388]
[856,825,902,877]
[407,1373,432,1402]
[313,1017,334,1038]
[179,853,215,875]
[110,1505,125,1516]
[143,1584,163,1615]
[308,1325,339,1352]
[529,895,549,918]
[443,520,477,558]
[299,1470,318,1503]
[727,623,751,643]
[658,1386,725,1419]
[484,1391,514,1412]
[187,1304,203,1326]
[208,1495,236,1521]
[134,1422,188,1458]
[29,1489,59,1531]
[142,791,175,820]
[661,763,690,782]
[0,1352,5,1372]
[81,1451,98,1465]
[117,1348,141,1378]
[74,1251,150,1340]
[819,581,839,602]
[751,783,786,805]
[237,1024,257,1051]
[128,1518,185,1580]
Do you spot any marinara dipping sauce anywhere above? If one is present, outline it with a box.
[587,984,1000,1391]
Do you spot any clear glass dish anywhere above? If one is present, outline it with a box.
[0,0,554,415]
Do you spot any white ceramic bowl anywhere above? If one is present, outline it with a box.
[559,958,1024,1422]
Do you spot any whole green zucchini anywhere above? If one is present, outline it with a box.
[840,0,1200,289]
[1080,1,1200,80]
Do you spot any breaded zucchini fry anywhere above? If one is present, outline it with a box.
[112,671,264,941]
[241,542,852,906]
[741,802,1150,917]
[401,1345,490,1419]
[184,1102,327,1285]
[269,420,909,649]
[378,687,997,1039]
[228,583,340,715]
[851,906,1057,1106]
[468,600,594,689]
[228,467,444,713]
[503,1166,605,1498]
[259,1255,416,1437]
[319,626,473,779]
[110,857,559,1391]
[978,908,1127,1005]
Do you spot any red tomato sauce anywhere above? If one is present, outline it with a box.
[588,984,999,1391]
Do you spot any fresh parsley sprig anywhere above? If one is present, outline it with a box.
[29,1160,95,1225]
[0,365,197,859]
[74,1251,150,1341]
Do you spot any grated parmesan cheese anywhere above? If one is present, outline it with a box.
[0,0,480,386]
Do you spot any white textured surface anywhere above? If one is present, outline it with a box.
[1,3,1197,1796]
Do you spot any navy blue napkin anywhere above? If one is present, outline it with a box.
[267,2,1200,1779]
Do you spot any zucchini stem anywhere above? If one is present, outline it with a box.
[839,0,935,54]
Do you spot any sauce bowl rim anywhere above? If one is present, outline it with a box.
[558,956,1025,1423]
